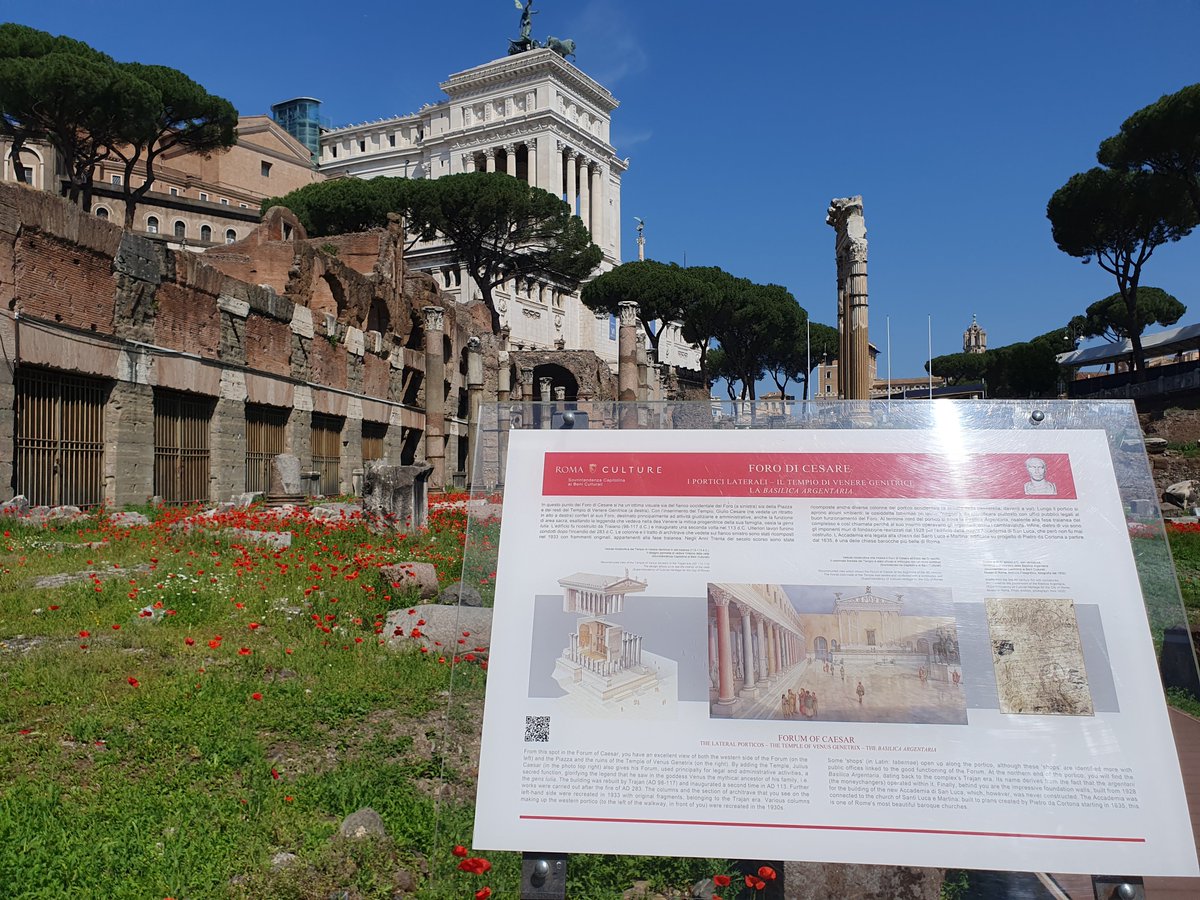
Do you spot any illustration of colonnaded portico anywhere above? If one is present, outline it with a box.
[552,572,678,718]
[707,583,968,725]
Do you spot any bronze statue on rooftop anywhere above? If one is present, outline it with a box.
[507,1,576,59]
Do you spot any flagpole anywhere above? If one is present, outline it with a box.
[806,316,811,404]
[927,315,933,400]
[886,316,892,401]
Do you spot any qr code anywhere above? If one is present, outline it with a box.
[525,715,550,743]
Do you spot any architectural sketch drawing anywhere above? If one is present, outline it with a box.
[551,572,678,718]
[986,598,1093,716]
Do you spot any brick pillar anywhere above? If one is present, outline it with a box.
[422,306,445,490]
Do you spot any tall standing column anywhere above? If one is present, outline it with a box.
[553,141,564,201]
[525,139,537,188]
[578,159,591,233]
[618,301,639,429]
[504,144,516,177]
[422,306,446,491]
[713,595,736,711]
[756,616,769,680]
[739,604,757,696]
[520,365,535,402]
[827,196,870,400]
[590,164,603,244]
[565,150,578,217]
[484,148,496,173]
[463,153,477,174]
[466,336,483,484]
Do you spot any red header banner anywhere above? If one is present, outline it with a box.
[542,452,1077,500]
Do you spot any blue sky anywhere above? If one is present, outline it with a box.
[13,1,1200,378]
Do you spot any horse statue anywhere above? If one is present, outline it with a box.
[545,36,576,59]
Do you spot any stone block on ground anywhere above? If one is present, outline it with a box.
[0,495,30,518]
[438,580,483,607]
[230,491,263,508]
[109,511,150,528]
[1163,480,1198,509]
[380,562,439,599]
[224,528,292,551]
[385,604,492,651]
[311,502,362,521]
[363,462,432,533]
[269,454,303,497]
[47,505,84,521]
[338,807,388,840]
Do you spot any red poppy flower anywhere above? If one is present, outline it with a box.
[248,622,260,630]
[284,795,293,802]
[48,605,59,611]
[457,857,492,875]
[238,648,252,656]
[127,677,140,687]
[452,845,469,857]
[184,637,195,646]
[78,630,90,638]
[251,692,263,701]
[208,639,221,650]
[475,889,492,900]
[713,875,731,887]
[757,866,776,881]
[111,624,121,630]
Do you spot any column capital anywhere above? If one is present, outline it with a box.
[483,146,496,159]
[520,365,535,384]
[504,142,517,154]
[422,305,444,332]
[565,147,578,160]
[466,335,482,352]
[618,300,640,327]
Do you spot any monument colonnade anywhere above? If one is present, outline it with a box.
[460,139,606,237]
[709,585,807,714]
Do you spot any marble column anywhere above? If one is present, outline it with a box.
[618,300,639,429]
[525,139,537,188]
[739,604,757,696]
[590,164,603,243]
[422,306,445,490]
[766,623,777,676]
[827,196,870,400]
[756,616,769,680]
[847,242,870,400]
[578,159,591,233]
[485,148,496,173]
[553,141,564,202]
[504,144,516,177]
[520,365,535,402]
[466,336,483,484]
[463,153,477,174]
[714,595,736,711]
[565,150,578,217]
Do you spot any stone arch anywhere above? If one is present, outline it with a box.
[532,363,579,402]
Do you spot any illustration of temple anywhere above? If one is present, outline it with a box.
[554,571,661,704]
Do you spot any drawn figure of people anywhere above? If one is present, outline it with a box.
[780,693,789,717]
[856,680,865,704]
[811,692,819,719]
[840,662,845,681]
[1023,457,1058,496]
[787,688,797,717]
[952,669,961,686]
[919,666,927,685]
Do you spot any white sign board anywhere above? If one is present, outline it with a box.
[474,425,1198,875]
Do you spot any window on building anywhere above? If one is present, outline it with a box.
[238,203,248,209]
[169,187,179,196]
[388,134,396,147]
[146,216,159,234]
[199,192,209,201]
[225,229,236,244]
[111,174,122,185]
[95,207,109,220]
[220,198,228,206]
[200,224,212,242]
[311,414,344,496]
[154,389,213,505]
[173,220,186,239]
[261,161,272,177]
[358,140,366,153]
[330,145,338,158]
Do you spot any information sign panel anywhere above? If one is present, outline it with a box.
[473,420,1198,875]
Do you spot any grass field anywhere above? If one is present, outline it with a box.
[0,503,733,899]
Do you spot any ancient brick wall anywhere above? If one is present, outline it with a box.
[309,335,348,390]
[363,353,389,399]
[244,315,293,378]
[15,232,117,334]
[154,281,221,358]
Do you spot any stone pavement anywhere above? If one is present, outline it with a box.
[1051,707,1200,898]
